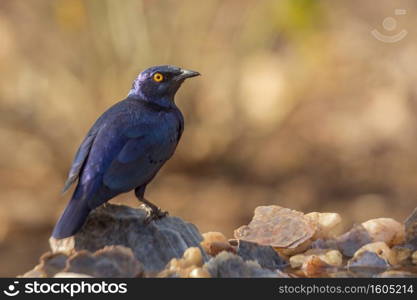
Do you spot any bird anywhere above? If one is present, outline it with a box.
[52,65,200,239]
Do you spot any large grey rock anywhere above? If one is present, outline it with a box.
[50,204,207,273]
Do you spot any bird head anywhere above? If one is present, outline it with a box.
[129,65,200,104]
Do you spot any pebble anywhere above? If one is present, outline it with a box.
[290,249,343,269]
[354,242,396,265]
[361,218,405,246]
[412,251,417,265]
[161,247,206,278]
[336,224,372,257]
[201,232,235,256]
[392,246,412,265]
[404,207,417,248]
[347,251,390,276]
[305,212,342,239]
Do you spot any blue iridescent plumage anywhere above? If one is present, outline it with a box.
[52,65,199,238]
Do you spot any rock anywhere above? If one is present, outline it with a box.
[328,271,354,278]
[23,246,143,278]
[311,238,338,250]
[347,251,390,276]
[201,232,236,256]
[234,206,316,252]
[275,240,312,257]
[231,239,287,270]
[204,252,288,278]
[336,224,372,257]
[40,253,68,276]
[354,242,396,265]
[50,238,74,254]
[412,251,417,265]
[21,252,69,278]
[361,218,405,246]
[347,242,396,276]
[404,207,417,249]
[302,256,339,277]
[392,246,413,265]
[189,268,211,278]
[22,204,417,278]
[158,247,209,278]
[20,268,45,278]
[314,249,343,267]
[181,247,203,266]
[305,212,342,239]
[54,272,92,278]
[49,204,207,273]
[377,270,417,278]
[289,248,343,277]
[65,246,143,277]
[289,253,307,269]
[290,249,343,269]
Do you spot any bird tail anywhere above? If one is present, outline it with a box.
[52,189,91,239]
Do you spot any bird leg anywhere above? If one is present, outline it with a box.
[135,187,168,223]
[140,198,168,224]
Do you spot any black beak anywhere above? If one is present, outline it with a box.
[175,69,200,81]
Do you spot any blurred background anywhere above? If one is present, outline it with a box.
[1,0,417,276]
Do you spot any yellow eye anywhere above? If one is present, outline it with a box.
[153,73,164,82]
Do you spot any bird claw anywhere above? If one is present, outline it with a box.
[141,204,168,224]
